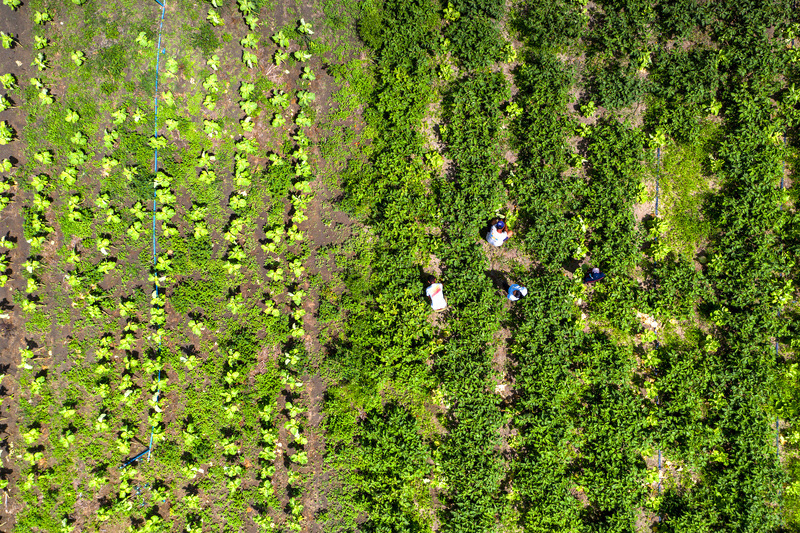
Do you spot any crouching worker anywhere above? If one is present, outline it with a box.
[487,218,513,247]
[507,283,528,302]
[426,276,447,311]
[584,267,606,284]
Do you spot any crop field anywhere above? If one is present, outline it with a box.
[0,0,799,531]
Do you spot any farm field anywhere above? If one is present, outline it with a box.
[0,0,799,531]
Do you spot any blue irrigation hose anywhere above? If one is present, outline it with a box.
[120,448,150,468]
[146,0,167,463]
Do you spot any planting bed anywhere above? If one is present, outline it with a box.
[0,0,799,531]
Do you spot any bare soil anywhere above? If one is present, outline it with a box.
[0,3,33,528]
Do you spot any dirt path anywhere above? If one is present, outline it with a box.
[0,4,33,528]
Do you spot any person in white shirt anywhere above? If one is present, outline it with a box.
[486,218,513,247]
[425,276,447,311]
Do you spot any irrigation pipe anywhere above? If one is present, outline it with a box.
[120,448,150,469]
[145,0,166,463]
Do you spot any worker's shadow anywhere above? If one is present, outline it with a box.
[485,269,508,293]
[478,222,495,242]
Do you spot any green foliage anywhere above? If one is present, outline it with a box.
[512,0,584,49]
[590,60,647,109]
[511,51,582,267]
[444,16,506,70]
[584,118,644,271]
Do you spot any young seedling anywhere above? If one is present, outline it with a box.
[0,32,16,49]
[270,90,289,108]
[33,151,52,165]
[65,109,80,123]
[101,157,120,173]
[103,129,118,148]
[162,90,175,106]
[203,120,221,136]
[0,121,14,145]
[207,54,220,70]
[207,9,224,26]
[297,90,315,107]
[38,88,53,104]
[32,53,48,71]
[274,50,289,66]
[202,73,219,92]
[60,167,78,186]
[244,14,258,29]
[293,50,311,62]
[272,30,289,47]
[301,67,315,81]
[33,35,48,49]
[240,100,257,116]
[242,50,258,68]
[203,94,217,111]
[271,113,285,128]
[148,136,167,150]
[135,31,153,48]
[236,138,257,154]
[2,0,21,11]
[198,169,216,184]
[229,194,247,210]
[111,109,127,124]
[240,33,258,48]
[71,50,85,66]
[297,18,313,35]
[295,111,312,128]
[70,132,87,146]
[0,95,12,112]
[33,10,52,24]
[67,150,86,165]
[239,82,255,99]
[0,73,16,90]
[237,0,255,14]
[163,57,179,78]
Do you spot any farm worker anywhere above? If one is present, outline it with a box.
[426,276,447,311]
[584,267,606,284]
[486,218,513,247]
[507,283,528,302]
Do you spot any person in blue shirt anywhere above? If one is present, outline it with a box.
[584,267,605,284]
[507,283,528,302]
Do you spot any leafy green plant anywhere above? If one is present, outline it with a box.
[32,53,48,71]
[272,30,289,47]
[0,73,16,89]
[294,50,312,62]
[0,32,15,48]
[71,50,85,66]
[297,91,315,107]
[0,121,14,145]
[33,10,52,24]
[242,49,258,68]
[207,9,224,26]
[274,50,289,66]
[298,18,313,35]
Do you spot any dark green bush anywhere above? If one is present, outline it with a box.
[190,25,221,56]
[445,16,505,70]
[591,61,648,109]
[512,0,584,49]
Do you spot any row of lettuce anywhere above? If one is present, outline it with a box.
[324,0,799,531]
